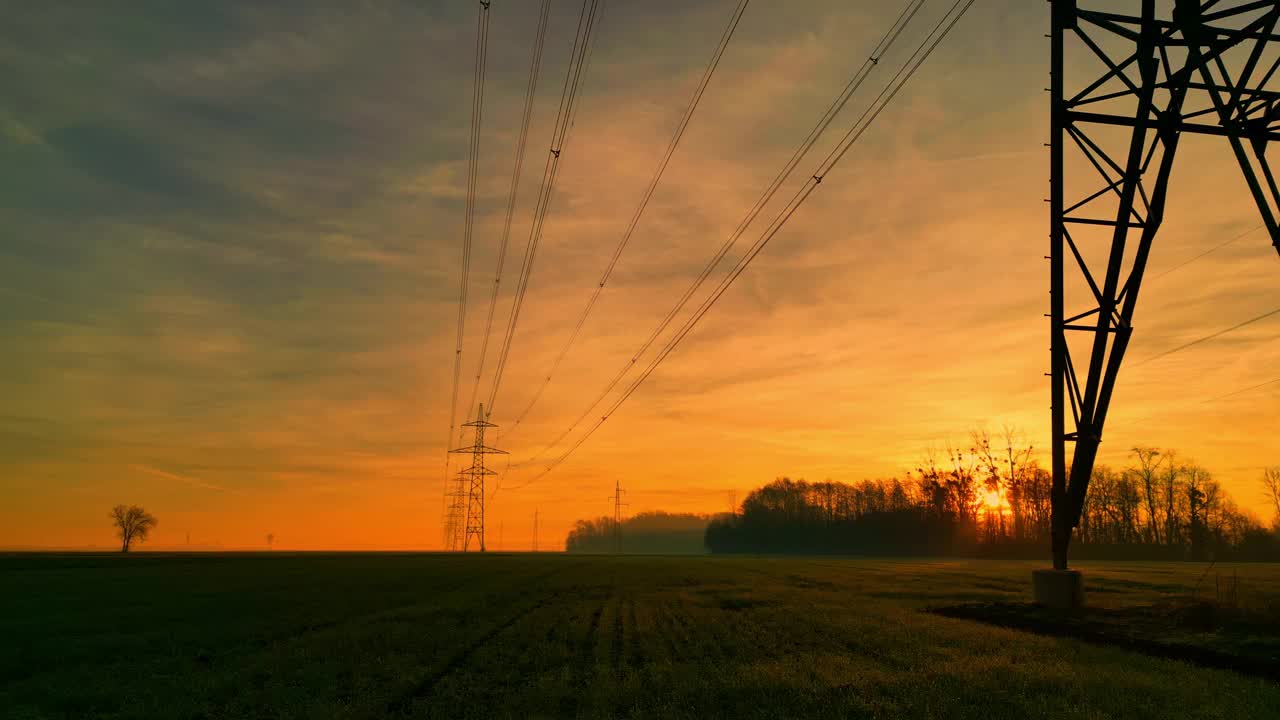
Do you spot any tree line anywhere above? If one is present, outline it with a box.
[706,433,1280,560]
[566,511,710,554]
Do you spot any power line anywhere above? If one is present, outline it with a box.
[1132,305,1280,367]
[1147,224,1263,281]
[1204,375,1280,403]
[486,0,604,416]
[1105,370,1280,434]
[442,0,492,549]
[1014,221,1273,441]
[502,0,753,441]
[512,0,976,488]
[462,0,554,436]
[563,0,608,148]
[1049,221,1275,427]
[1028,219,1275,443]
[510,0,930,472]
[489,440,513,502]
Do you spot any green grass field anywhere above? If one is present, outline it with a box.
[3,553,1278,719]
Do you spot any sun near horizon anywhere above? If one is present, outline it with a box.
[2,0,1278,552]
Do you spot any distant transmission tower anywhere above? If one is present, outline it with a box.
[448,404,507,552]
[532,509,539,552]
[609,479,628,554]
[443,475,467,551]
[1048,0,1280,569]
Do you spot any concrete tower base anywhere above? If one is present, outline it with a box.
[1032,569,1083,610]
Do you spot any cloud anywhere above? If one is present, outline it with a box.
[129,464,224,491]
[1,0,1276,549]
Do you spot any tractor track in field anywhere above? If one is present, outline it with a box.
[249,564,502,649]
[385,562,580,716]
[609,596,626,676]
[673,596,730,663]
[655,599,684,661]
[552,594,607,718]
[3,562,547,687]
[626,596,644,670]
[581,599,605,675]
[15,564,512,686]
[17,563,491,684]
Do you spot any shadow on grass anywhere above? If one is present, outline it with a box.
[928,601,1280,682]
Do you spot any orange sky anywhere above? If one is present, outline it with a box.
[2,1,1277,550]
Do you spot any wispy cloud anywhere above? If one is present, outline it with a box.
[1,0,1276,549]
[129,464,224,492]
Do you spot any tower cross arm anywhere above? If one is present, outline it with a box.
[1065,110,1280,141]
[448,443,509,454]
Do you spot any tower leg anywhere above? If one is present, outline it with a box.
[1046,0,1278,575]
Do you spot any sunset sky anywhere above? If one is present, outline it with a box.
[3,1,1277,550]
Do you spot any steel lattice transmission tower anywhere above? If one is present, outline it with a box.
[443,475,466,551]
[609,479,628,554]
[1048,0,1280,570]
[448,404,507,552]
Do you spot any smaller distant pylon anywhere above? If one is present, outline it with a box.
[609,479,628,554]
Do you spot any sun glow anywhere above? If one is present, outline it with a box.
[981,489,1005,513]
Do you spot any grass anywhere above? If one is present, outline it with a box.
[1,553,1278,719]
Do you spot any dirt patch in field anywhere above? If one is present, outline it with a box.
[970,581,1021,593]
[689,587,772,612]
[716,595,771,612]
[1085,577,1185,594]
[784,574,842,591]
[928,601,1280,682]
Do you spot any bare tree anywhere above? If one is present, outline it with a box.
[1002,426,1034,540]
[1114,472,1143,544]
[1159,451,1183,548]
[266,533,275,550]
[970,429,1007,538]
[1263,467,1280,527]
[1129,447,1163,544]
[946,443,981,522]
[1183,464,1213,558]
[110,505,157,553]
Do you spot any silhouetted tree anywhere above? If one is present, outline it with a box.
[704,442,1276,561]
[705,476,969,556]
[1084,466,1139,544]
[1130,447,1163,544]
[110,505,157,553]
[1159,450,1183,548]
[1024,464,1053,540]
[1263,467,1280,528]
[972,430,1006,541]
[946,444,981,523]
[1182,464,1212,559]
